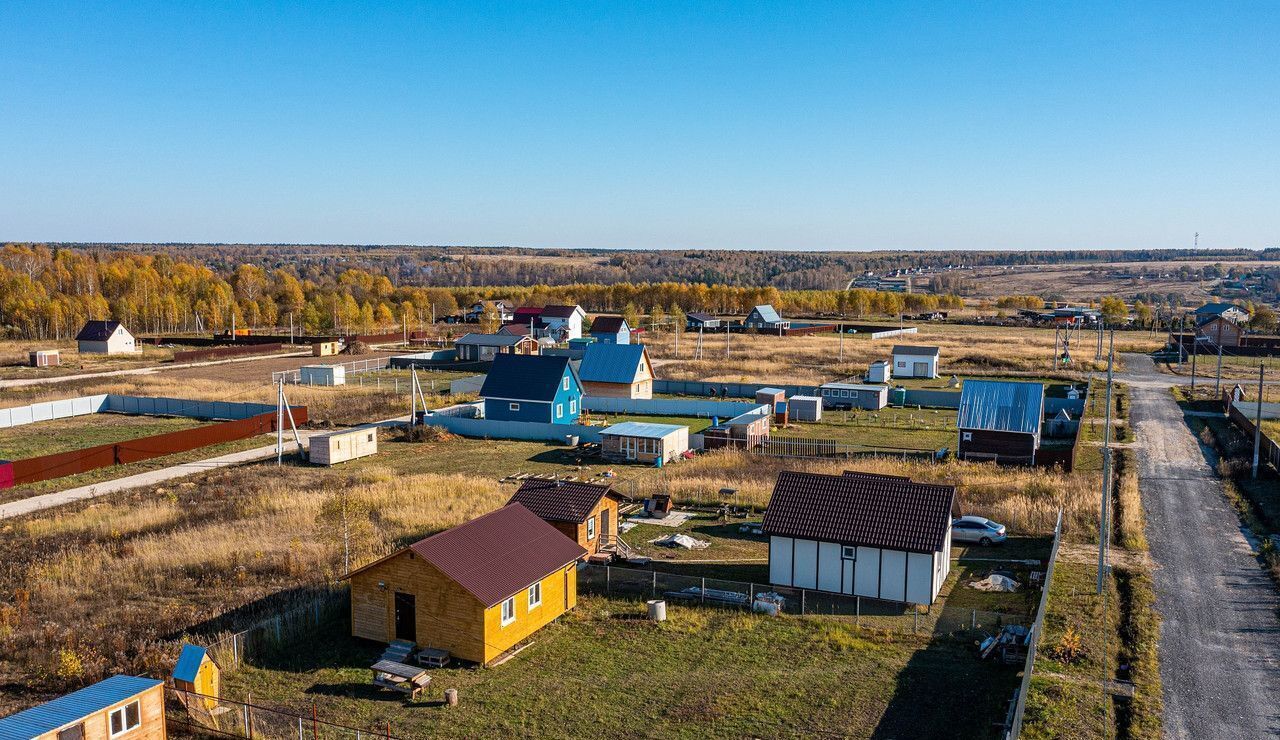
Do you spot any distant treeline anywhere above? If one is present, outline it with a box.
[30,242,1280,291]
[0,244,961,340]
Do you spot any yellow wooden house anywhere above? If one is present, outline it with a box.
[347,503,587,665]
[0,675,166,739]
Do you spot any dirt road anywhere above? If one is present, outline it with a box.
[1119,354,1280,738]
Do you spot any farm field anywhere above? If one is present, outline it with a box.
[0,412,206,460]
[223,595,1023,739]
[644,324,1162,385]
[965,259,1274,302]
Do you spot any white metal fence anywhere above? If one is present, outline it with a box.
[1004,508,1064,739]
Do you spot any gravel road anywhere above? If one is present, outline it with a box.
[1120,354,1280,738]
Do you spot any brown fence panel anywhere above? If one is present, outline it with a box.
[173,343,285,363]
[6,408,308,488]
[780,324,838,336]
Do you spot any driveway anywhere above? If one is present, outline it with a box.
[1119,354,1280,738]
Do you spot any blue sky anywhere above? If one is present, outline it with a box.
[1,1,1277,250]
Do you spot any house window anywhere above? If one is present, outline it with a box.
[109,701,141,737]
[897,361,906,367]
[562,377,570,391]
[528,582,542,609]
[509,402,520,412]
[586,515,596,541]
[841,545,857,560]
[555,403,563,418]
[57,725,84,740]
[962,432,973,441]
[569,399,577,414]
[501,597,516,626]
[366,433,374,443]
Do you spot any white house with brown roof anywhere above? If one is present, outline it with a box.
[762,470,955,606]
[539,304,587,340]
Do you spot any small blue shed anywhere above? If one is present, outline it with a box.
[480,353,583,424]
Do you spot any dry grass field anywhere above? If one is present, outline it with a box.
[644,324,1162,384]
[967,259,1273,302]
[0,340,174,379]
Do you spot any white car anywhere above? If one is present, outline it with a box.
[952,516,1007,546]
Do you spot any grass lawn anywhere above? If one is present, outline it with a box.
[772,406,957,451]
[0,413,207,460]
[223,595,1023,739]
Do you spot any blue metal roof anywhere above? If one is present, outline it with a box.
[600,421,687,438]
[172,643,208,683]
[0,675,163,737]
[749,304,782,323]
[455,333,526,347]
[579,344,648,384]
[957,380,1045,435]
[479,353,576,402]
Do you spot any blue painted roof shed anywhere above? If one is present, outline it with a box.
[172,643,208,683]
[0,675,162,738]
[957,380,1045,435]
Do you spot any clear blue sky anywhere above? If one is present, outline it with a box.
[2,1,1277,251]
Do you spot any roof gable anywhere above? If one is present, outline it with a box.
[762,471,955,553]
[957,380,1045,435]
[172,644,209,683]
[76,320,124,341]
[579,343,651,384]
[541,304,585,319]
[589,316,629,334]
[892,344,940,357]
[749,305,782,323]
[507,479,621,523]
[480,354,577,402]
[408,503,587,606]
[0,675,163,737]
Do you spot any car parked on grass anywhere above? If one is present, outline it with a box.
[952,516,1007,546]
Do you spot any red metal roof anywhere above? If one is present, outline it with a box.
[507,479,622,523]
[409,504,586,607]
[762,471,955,554]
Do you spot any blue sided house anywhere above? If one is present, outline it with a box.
[480,353,583,424]
[588,315,631,344]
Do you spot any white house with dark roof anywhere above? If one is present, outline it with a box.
[762,470,955,606]
[75,320,136,354]
[891,345,940,379]
[539,304,587,340]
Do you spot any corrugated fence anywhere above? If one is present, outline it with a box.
[0,394,278,429]
[420,415,603,444]
[583,396,761,418]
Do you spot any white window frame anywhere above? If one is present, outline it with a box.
[555,403,563,418]
[841,545,857,560]
[528,582,542,609]
[586,515,596,541]
[109,701,141,737]
[562,377,570,391]
[500,596,516,626]
[509,402,520,412]
[569,399,577,414]
[962,431,973,441]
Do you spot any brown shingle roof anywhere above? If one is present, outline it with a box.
[408,504,586,607]
[507,479,621,523]
[762,471,955,553]
[540,304,582,319]
[589,316,628,334]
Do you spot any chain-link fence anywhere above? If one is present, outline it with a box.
[578,563,1028,638]
[167,686,404,740]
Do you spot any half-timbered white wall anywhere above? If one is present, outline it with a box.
[768,532,949,606]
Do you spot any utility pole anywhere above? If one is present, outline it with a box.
[1215,342,1224,397]
[838,325,844,364]
[1177,314,1185,368]
[289,312,294,344]
[725,322,730,359]
[1253,363,1265,479]
[1190,338,1198,391]
[276,379,284,465]
[1097,331,1115,594]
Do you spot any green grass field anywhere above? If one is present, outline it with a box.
[224,595,1023,739]
[772,406,957,451]
[0,413,207,460]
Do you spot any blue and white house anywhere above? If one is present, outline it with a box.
[744,304,789,331]
[588,315,631,344]
[479,353,583,424]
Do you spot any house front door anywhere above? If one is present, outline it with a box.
[624,437,637,460]
[913,362,928,377]
[393,592,416,643]
[601,508,611,540]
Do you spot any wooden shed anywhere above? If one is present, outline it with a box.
[312,341,341,357]
[599,422,690,465]
[0,675,166,740]
[172,644,220,709]
[347,504,586,666]
[763,471,955,606]
[508,479,628,555]
[309,425,379,466]
[29,350,60,367]
[300,364,346,386]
